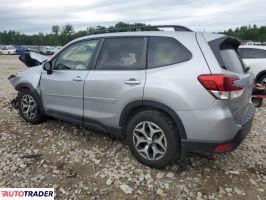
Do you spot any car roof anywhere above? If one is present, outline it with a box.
[239,45,266,50]
[71,31,196,42]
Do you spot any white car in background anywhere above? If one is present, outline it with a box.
[40,46,57,55]
[0,47,4,54]
[239,45,266,85]
[0,46,16,55]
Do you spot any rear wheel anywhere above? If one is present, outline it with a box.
[18,89,45,124]
[126,110,180,168]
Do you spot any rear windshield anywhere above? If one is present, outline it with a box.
[208,37,247,74]
[220,46,245,74]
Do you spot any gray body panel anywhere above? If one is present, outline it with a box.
[40,70,89,123]
[83,70,146,127]
[9,65,43,91]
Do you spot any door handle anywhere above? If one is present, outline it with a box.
[73,76,83,82]
[125,78,141,85]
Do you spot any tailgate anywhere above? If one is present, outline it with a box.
[208,36,254,123]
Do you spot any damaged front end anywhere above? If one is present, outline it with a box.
[19,51,48,67]
[8,74,19,109]
[8,52,47,109]
[10,95,19,109]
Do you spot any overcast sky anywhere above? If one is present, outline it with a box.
[0,0,265,34]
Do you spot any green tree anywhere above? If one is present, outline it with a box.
[62,24,74,35]
[52,25,60,35]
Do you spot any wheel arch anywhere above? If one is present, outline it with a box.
[15,83,44,113]
[119,100,187,139]
[15,83,35,92]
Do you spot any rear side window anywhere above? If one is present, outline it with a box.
[148,37,192,69]
[220,44,245,74]
[96,37,145,70]
[239,48,266,59]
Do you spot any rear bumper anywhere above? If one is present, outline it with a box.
[181,109,254,153]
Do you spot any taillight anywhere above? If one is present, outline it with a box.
[198,74,244,99]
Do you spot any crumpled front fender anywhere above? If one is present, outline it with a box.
[8,65,43,92]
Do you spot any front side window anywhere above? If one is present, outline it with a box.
[96,38,145,70]
[239,48,266,59]
[54,40,98,70]
[148,37,192,69]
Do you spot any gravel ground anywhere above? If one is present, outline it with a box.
[0,55,265,200]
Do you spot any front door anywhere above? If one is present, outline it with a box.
[40,39,100,124]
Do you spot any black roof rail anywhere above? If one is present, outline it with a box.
[91,25,192,35]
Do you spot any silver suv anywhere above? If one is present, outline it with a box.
[8,25,255,168]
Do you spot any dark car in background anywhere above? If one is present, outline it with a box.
[16,46,29,55]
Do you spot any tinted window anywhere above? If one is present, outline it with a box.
[148,37,192,69]
[220,45,245,74]
[96,38,145,70]
[54,40,98,70]
[239,48,266,59]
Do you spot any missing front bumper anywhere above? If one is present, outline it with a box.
[11,95,19,109]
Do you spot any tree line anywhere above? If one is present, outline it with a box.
[0,22,146,46]
[0,22,265,46]
[222,24,266,42]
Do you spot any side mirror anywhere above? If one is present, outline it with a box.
[43,62,53,75]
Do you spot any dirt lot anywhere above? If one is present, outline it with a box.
[0,55,265,200]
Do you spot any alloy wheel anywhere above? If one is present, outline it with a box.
[21,94,37,119]
[133,121,167,161]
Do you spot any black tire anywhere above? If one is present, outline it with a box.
[251,97,263,108]
[126,110,180,169]
[257,74,266,85]
[18,89,45,124]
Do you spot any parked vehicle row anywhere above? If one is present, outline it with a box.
[0,45,62,55]
[0,45,16,55]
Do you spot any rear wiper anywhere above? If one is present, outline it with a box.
[244,67,250,73]
[221,65,227,70]
[42,59,47,64]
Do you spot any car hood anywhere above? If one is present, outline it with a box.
[19,52,48,67]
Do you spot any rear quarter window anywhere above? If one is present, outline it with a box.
[147,37,192,69]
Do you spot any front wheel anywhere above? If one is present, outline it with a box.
[18,89,45,124]
[126,110,180,168]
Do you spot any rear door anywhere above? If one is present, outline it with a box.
[208,37,254,122]
[83,37,147,128]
